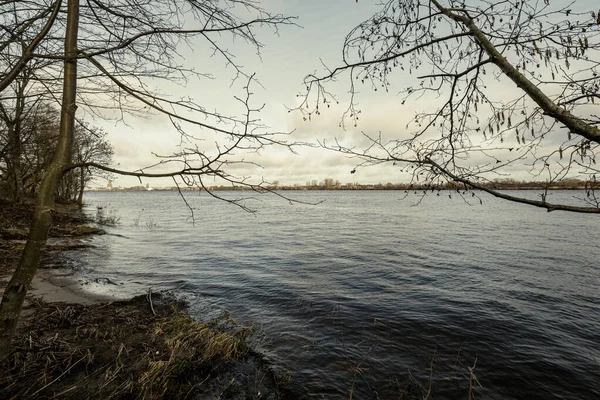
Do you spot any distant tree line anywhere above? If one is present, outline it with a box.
[173,177,597,192]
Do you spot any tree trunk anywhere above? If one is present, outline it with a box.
[4,79,26,203]
[77,167,85,205]
[0,0,79,361]
[6,122,22,203]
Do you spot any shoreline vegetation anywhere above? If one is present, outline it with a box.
[0,201,287,399]
[90,178,596,192]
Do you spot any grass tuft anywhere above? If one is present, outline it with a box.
[137,310,252,399]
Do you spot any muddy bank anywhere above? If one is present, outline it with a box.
[0,201,108,305]
[0,201,288,399]
[0,201,103,278]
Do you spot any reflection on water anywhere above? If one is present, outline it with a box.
[62,190,600,399]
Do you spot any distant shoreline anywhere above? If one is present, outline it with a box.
[86,185,591,192]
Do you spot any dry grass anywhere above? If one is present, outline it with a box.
[0,295,270,400]
[136,310,252,399]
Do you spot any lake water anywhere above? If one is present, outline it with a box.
[65,190,600,399]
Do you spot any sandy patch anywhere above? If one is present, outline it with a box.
[0,267,114,323]
[28,269,114,304]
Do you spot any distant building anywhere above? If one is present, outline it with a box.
[107,180,113,190]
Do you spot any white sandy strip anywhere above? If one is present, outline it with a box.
[1,268,112,306]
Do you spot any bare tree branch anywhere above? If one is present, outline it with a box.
[298,0,600,213]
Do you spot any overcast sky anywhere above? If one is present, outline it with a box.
[96,0,598,188]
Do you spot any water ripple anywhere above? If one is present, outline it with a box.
[67,190,600,399]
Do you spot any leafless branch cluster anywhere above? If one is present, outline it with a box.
[298,0,600,213]
[1,0,297,205]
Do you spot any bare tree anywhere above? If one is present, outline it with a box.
[57,124,113,204]
[298,0,600,213]
[1,102,54,198]
[0,0,61,93]
[0,74,99,202]
[0,74,27,202]
[0,0,295,360]
[0,63,49,202]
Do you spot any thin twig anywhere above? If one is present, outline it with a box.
[147,288,156,316]
[30,355,86,397]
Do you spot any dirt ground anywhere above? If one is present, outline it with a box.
[0,201,287,399]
